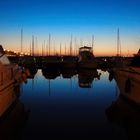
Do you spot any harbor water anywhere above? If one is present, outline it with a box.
[1,69,140,140]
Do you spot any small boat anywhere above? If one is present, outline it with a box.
[114,49,140,105]
[78,46,97,69]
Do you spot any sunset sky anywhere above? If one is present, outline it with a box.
[0,0,140,56]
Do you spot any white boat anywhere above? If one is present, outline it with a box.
[78,46,97,69]
[114,49,140,105]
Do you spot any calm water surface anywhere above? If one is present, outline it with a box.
[2,69,140,140]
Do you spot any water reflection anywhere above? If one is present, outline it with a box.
[78,69,100,88]
[61,68,77,79]
[0,84,29,140]
[41,67,101,88]
[25,67,38,79]
[106,95,140,140]
[107,68,140,139]
[21,69,120,139]
[42,67,60,79]
[108,69,114,82]
[3,68,139,139]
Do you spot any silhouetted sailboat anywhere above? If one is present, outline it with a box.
[60,36,77,69]
[42,34,61,69]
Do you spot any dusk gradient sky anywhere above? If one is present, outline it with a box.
[0,0,140,56]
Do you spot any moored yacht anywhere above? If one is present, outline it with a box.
[78,46,97,69]
[0,45,26,117]
[114,49,140,105]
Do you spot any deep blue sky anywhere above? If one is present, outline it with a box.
[0,0,140,55]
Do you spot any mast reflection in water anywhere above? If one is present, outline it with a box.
[1,68,140,140]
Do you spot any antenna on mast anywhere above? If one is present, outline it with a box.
[117,28,119,56]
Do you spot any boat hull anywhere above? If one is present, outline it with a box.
[0,84,16,117]
[114,67,140,105]
[0,64,23,117]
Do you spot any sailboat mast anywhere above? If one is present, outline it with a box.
[92,35,94,53]
[60,43,61,56]
[70,35,72,56]
[21,29,23,53]
[117,28,120,56]
[53,41,55,56]
[49,33,51,56]
[30,42,31,56]
[35,37,37,56]
[42,43,43,56]
[44,40,45,56]
[65,44,66,56]
[32,35,34,56]
[74,38,77,56]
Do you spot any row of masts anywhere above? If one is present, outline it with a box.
[20,28,121,57]
[117,28,121,57]
[20,29,95,56]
